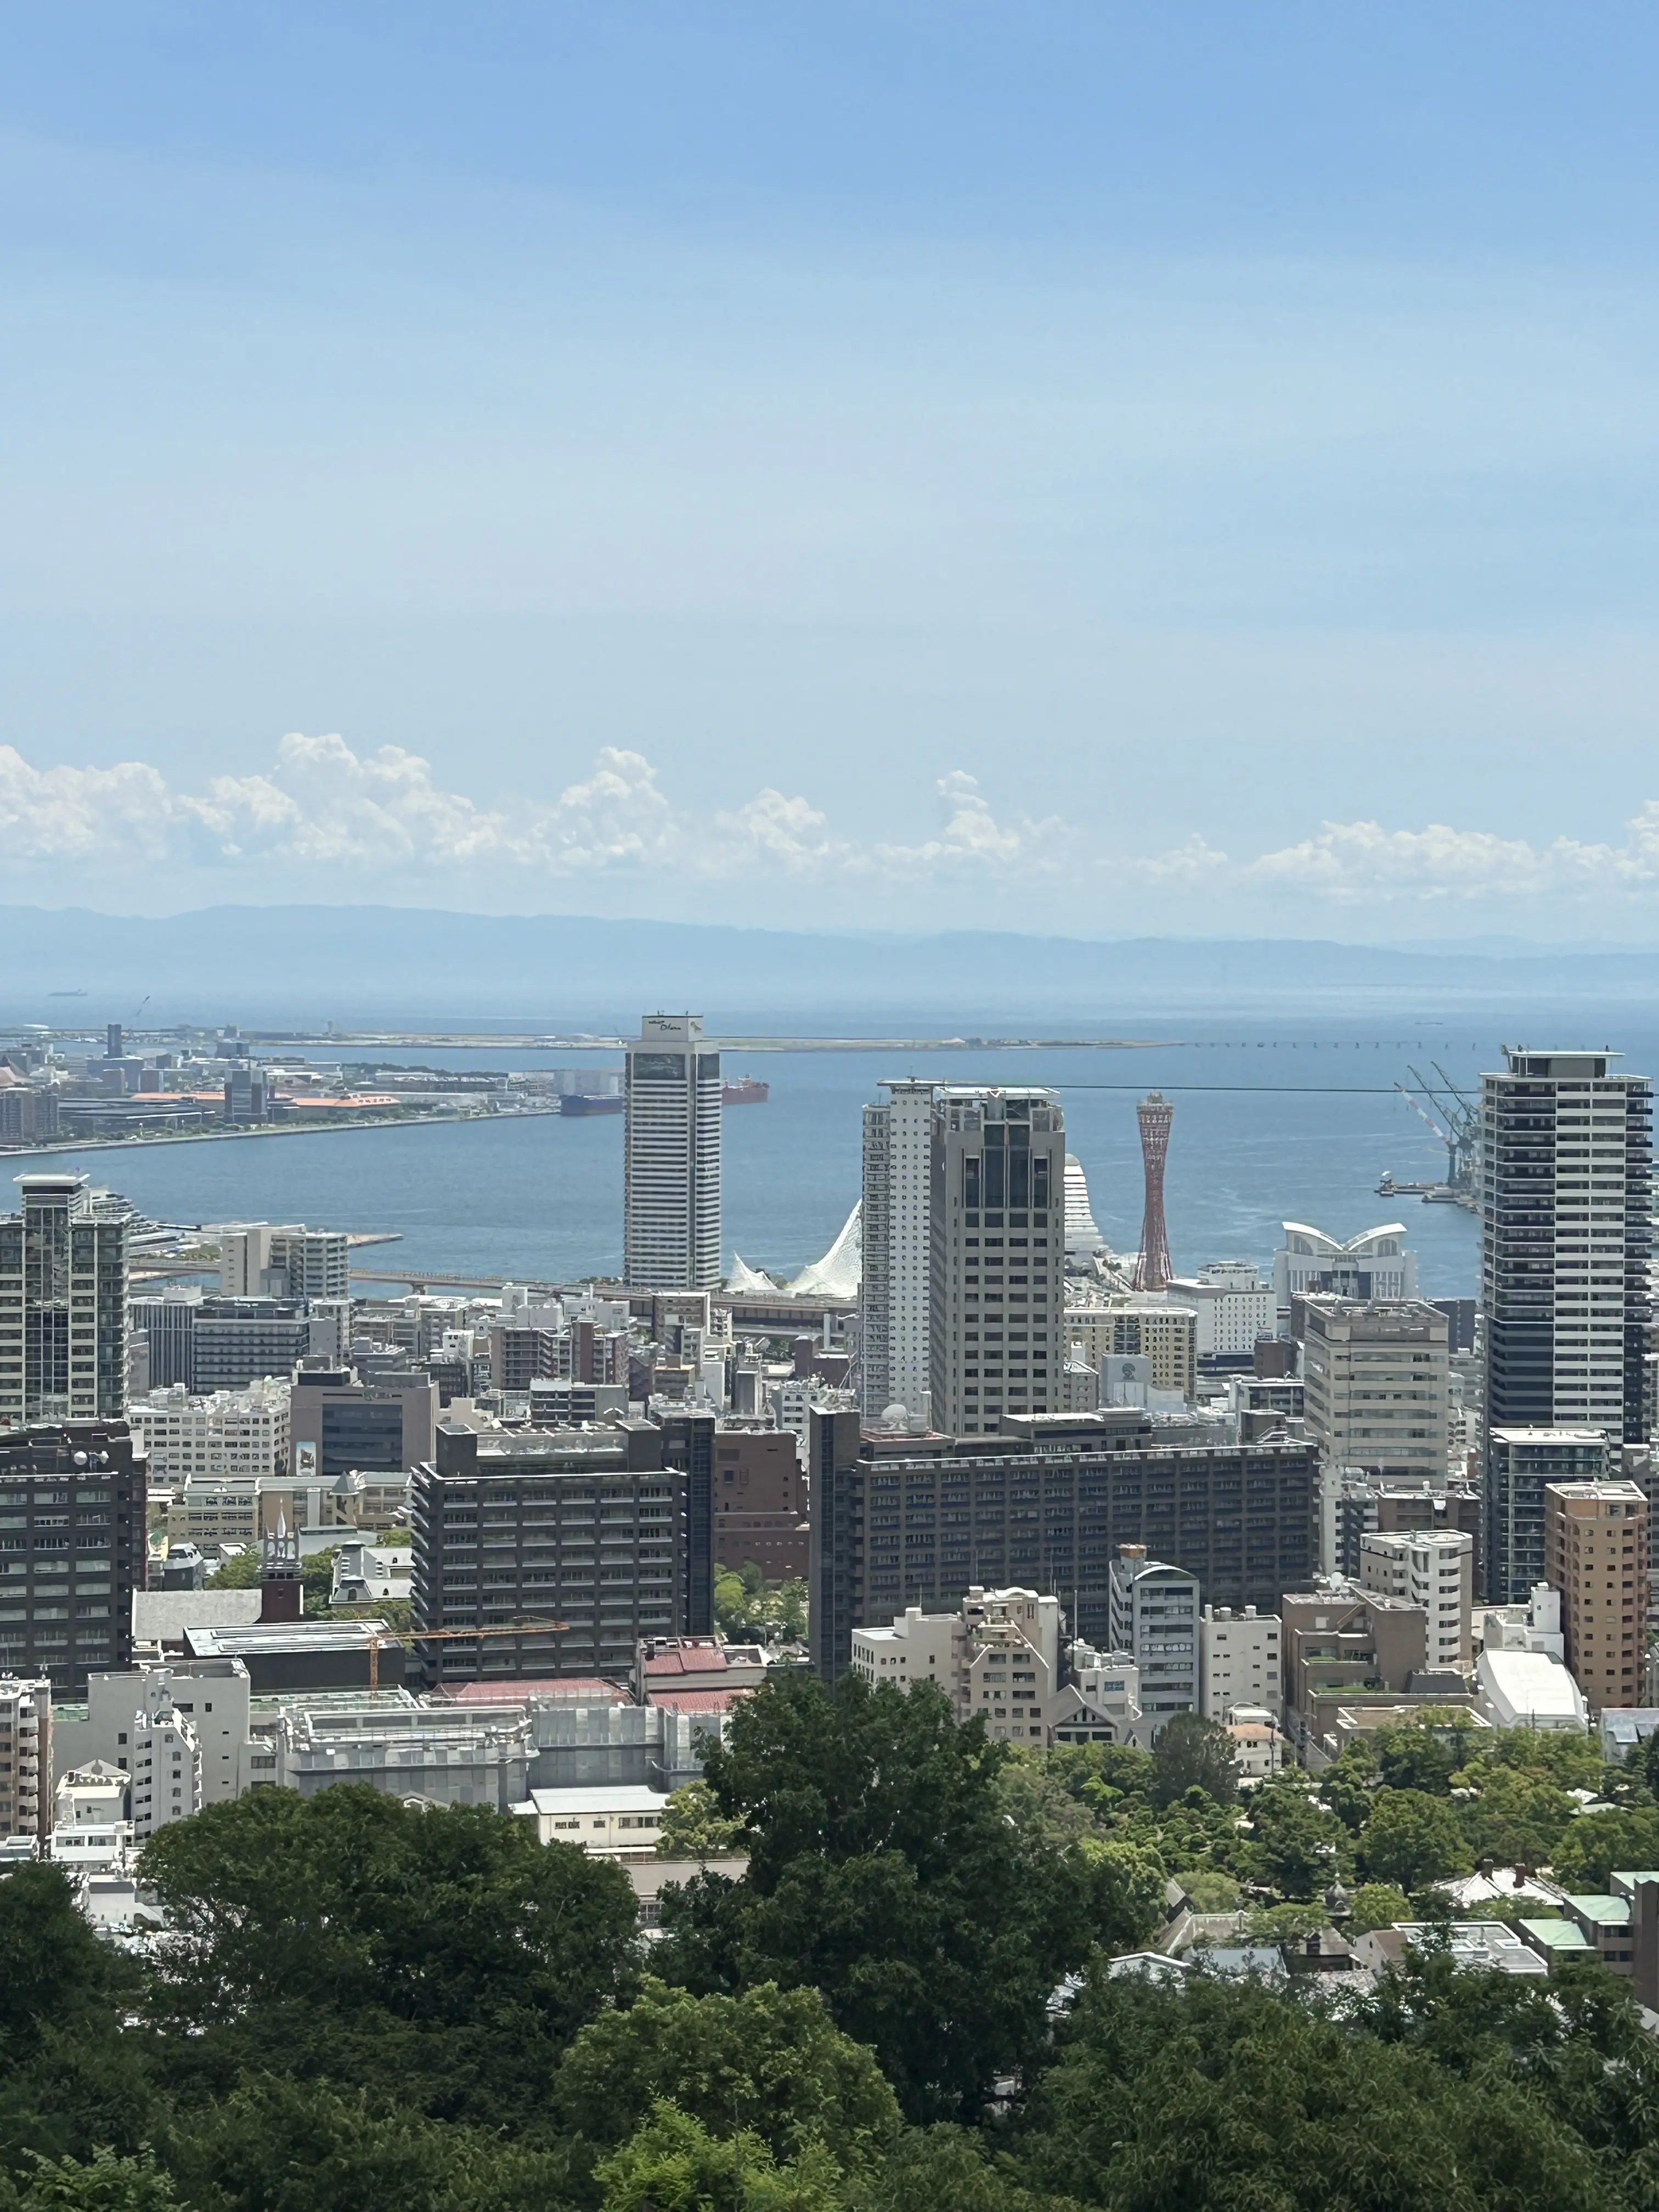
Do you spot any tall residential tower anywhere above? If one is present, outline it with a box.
[623,1015,723,1291]
[1482,1047,1652,1601]
[0,1175,129,1429]
[860,1079,935,1421]
[928,1087,1065,1436]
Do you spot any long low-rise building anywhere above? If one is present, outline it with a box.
[511,1782,673,1856]
[809,1408,1317,1680]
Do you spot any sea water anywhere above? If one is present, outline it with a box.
[8,1001,1597,1296]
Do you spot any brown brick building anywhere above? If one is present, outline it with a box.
[714,1427,808,1580]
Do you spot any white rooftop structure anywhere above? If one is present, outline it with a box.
[1477,1645,1589,1733]
[510,1782,673,1854]
[1064,1155,1107,1257]
[1274,1222,1417,1325]
[727,1202,861,1303]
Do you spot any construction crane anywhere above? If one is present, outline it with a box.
[1403,1061,1481,1193]
[367,1617,568,1691]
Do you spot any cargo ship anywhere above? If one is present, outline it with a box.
[721,1076,770,1105]
[560,1092,625,1117]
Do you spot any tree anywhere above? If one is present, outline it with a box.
[165,2074,572,2212]
[1454,1764,1575,1871]
[1346,1883,1412,1935]
[1246,1782,1350,1900]
[1319,1738,1379,1833]
[846,2127,1077,2212]
[658,1671,1091,2122]
[1359,1788,1473,1893]
[1149,1714,1238,1808]
[557,1978,899,2168]
[1550,1805,1659,1893]
[1019,1968,1617,2212]
[594,2102,844,2212]
[1170,1869,1239,1914]
[205,1549,261,1589]
[1074,1838,1169,1954]
[3,2151,182,2211]
[137,1784,640,2130]
[1242,1901,1327,1943]
[0,1864,156,2172]
[301,1547,339,1615]
[657,1779,742,1861]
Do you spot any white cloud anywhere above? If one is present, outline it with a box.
[1250,805,1659,902]
[872,772,1064,877]
[8,735,1659,916]
[0,744,179,862]
[0,737,1071,890]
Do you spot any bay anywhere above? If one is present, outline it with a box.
[4,1000,1604,1299]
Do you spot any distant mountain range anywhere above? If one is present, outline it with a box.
[3,904,1658,1028]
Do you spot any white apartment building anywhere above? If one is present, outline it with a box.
[851,1585,1064,1745]
[1165,1264,1276,1366]
[221,1223,351,1301]
[1359,1528,1474,1673]
[57,1658,255,1809]
[122,1673,202,1841]
[1301,1297,1449,1481]
[0,1173,129,1427]
[861,1079,936,1422]
[1274,1223,1417,1331]
[1109,1547,1199,1728]
[0,1677,49,1843]
[929,1090,1066,1436]
[624,1015,723,1291]
[1199,1604,1283,1720]
[51,1763,132,1873]
[1482,1048,1652,1443]
[1052,1643,1149,1747]
[128,1378,291,1486]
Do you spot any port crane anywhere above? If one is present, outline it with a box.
[1386,1061,1481,1207]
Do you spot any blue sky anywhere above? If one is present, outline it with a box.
[7,3,1659,934]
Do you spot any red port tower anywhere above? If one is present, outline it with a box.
[1132,1091,1174,1291]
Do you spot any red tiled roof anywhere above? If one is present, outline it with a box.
[644,1647,729,1679]
[648,1688,752,1715]
[438,1676,629,1705]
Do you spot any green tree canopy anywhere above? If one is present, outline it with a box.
[1245,1781,1350,1900]
[1018,1966,1633,2212]
[137,1784,639,2129]
[1,2151,183,2212]
[656,1779,742,1861]
[1358,1788,1474,1893]
[1549,1804,1659,1893]
[0,1865,156,2173]
[593,2101,844,2212]
[557,1978,900,2169]
[1454,1763,1576,1870]
[1148,1714,1238,1808]
[657,1671,1092,2123]
[165,2074,571,2212]
[1345,1882,1412,1935]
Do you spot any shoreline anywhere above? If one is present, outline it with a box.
[0,1107,566,1163]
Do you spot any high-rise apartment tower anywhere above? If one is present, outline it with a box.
[624,1015,723,1291]
[861,1079,935,1421]
[1482,1048,1652,1599]
[0,1174,129,1428]
[928,1088,1065,1436]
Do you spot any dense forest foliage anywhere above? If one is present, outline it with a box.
[4,1671,1659,2210]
